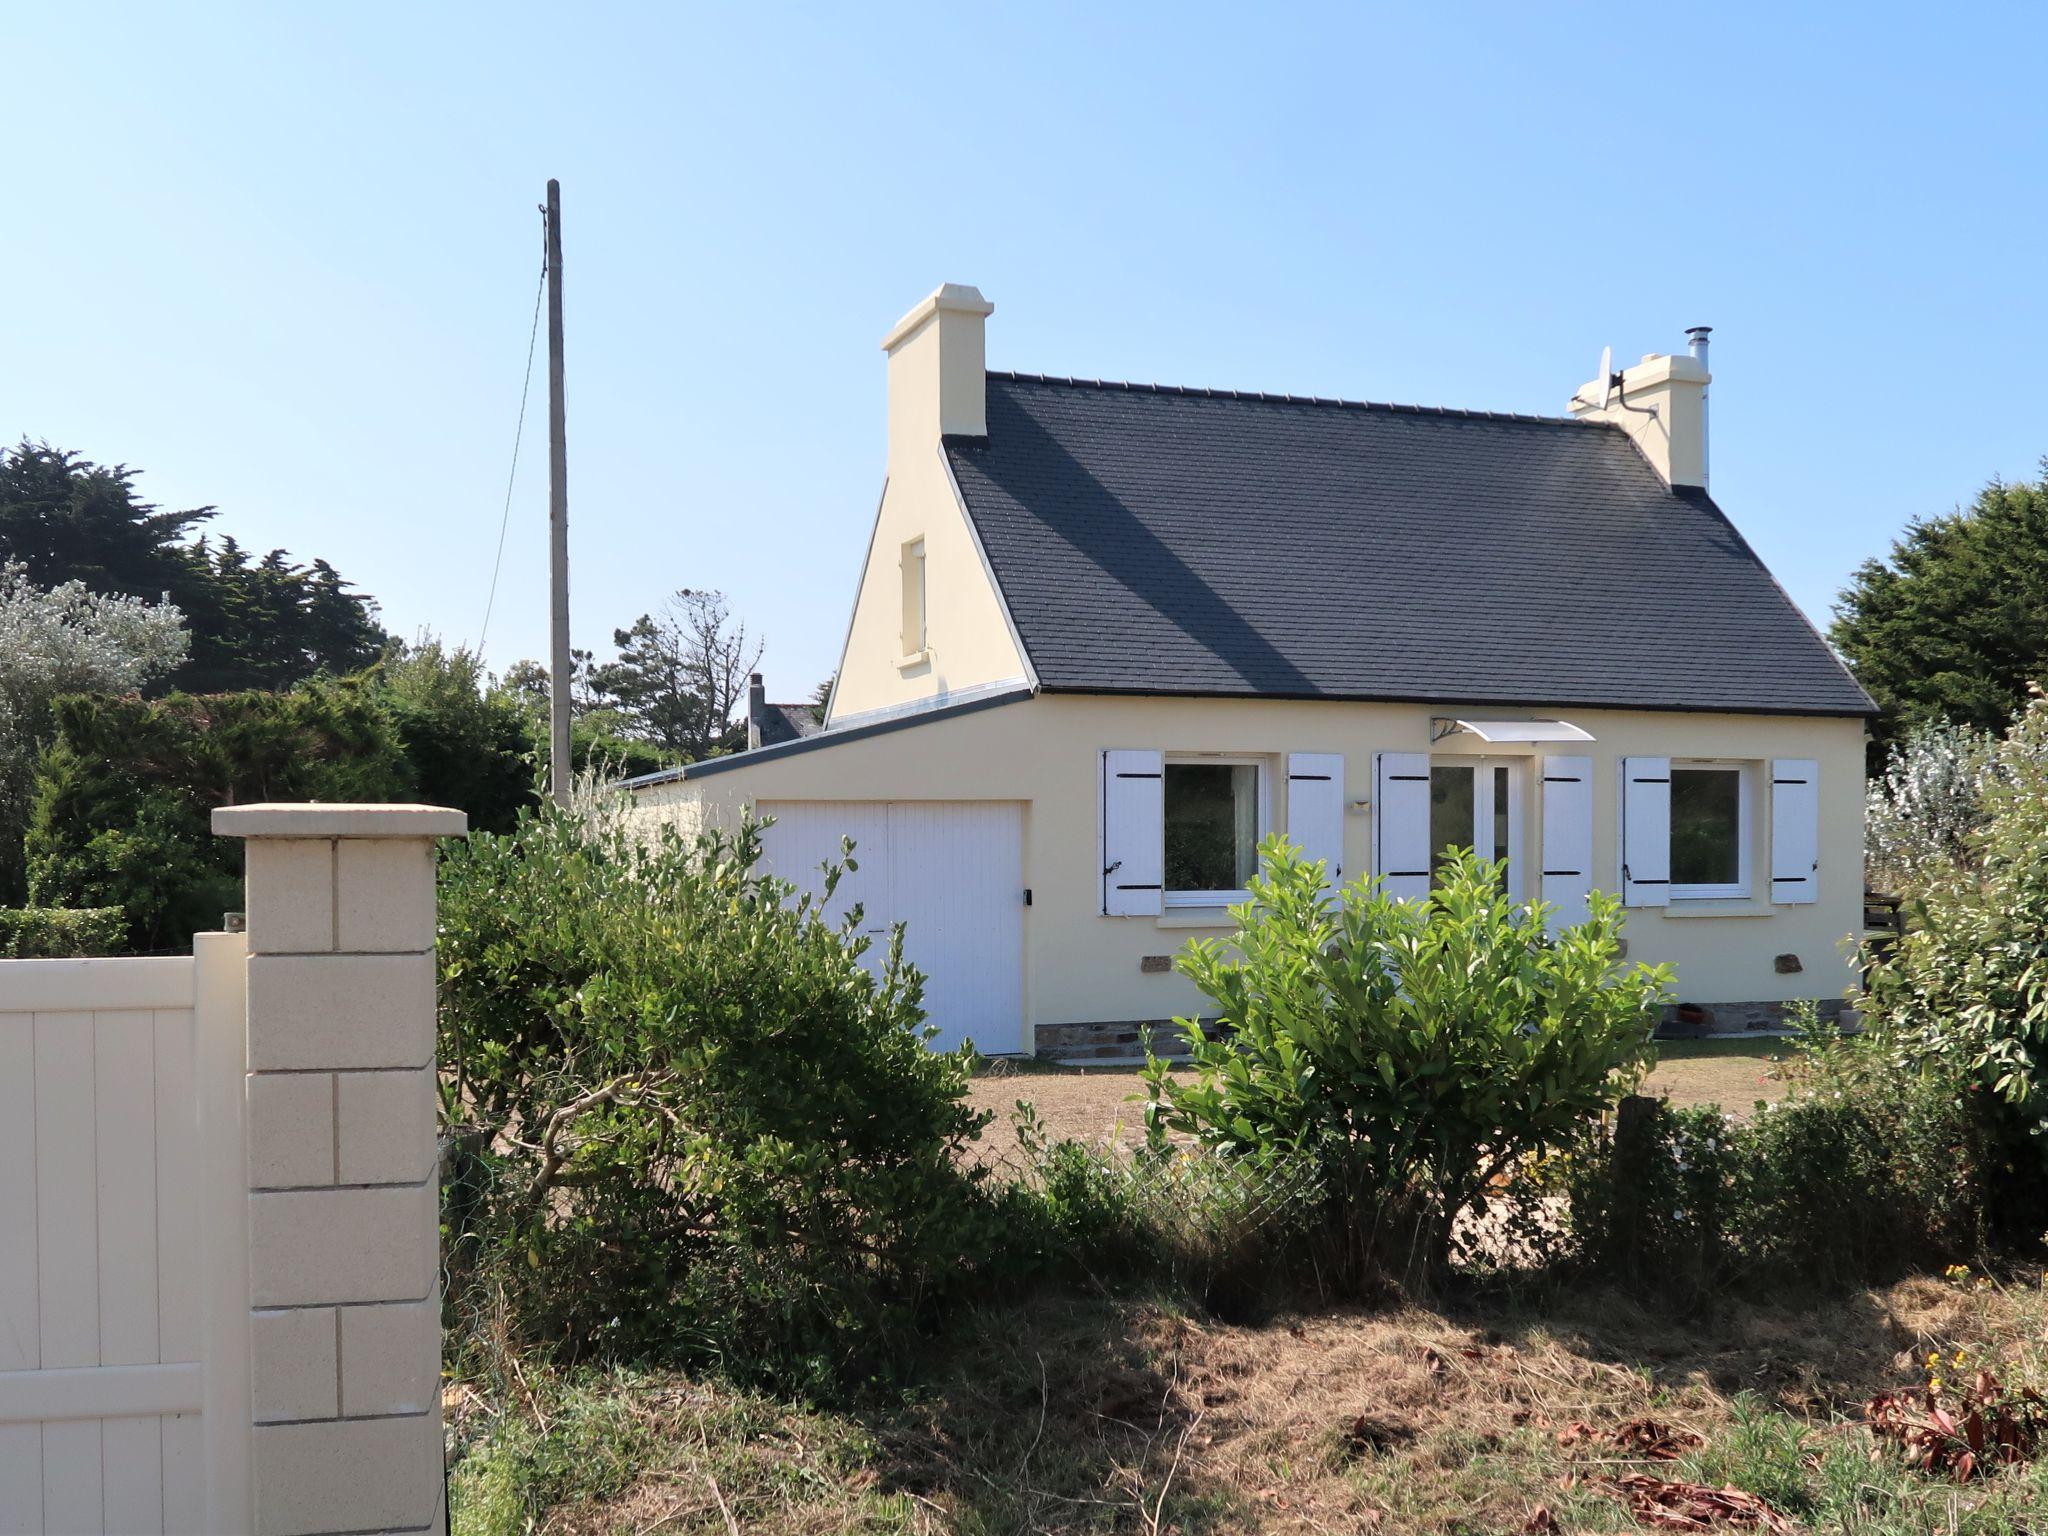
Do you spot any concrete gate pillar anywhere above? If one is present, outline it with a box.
[214,804,467,1536]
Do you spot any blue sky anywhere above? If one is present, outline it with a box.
[4,4,2042,698]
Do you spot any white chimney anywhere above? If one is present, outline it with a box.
[1685,326,1712,489]
[1568,333,1712,490]
[881,283,994,468]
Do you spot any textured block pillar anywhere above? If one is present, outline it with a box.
[214,803,467,1536]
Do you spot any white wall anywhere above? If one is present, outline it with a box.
[827,284,1030,725]
[633,694,1868,1051]
[828,458,1028,723]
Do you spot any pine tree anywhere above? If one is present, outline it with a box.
[1832,463,2048,763]
[0,441,214,608]
[0,441,389,693]
[591,589,761,760]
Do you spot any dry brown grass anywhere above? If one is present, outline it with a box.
[453,1266,2048,1535]
[965,1066,1164,1163]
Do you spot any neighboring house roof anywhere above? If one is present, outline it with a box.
[944,373,1874,717]
[753,699,822,748]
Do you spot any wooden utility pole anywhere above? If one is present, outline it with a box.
[545,178,572,806]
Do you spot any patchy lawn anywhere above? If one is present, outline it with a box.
[965,1039,1794,1162]
[1649,1037,1796,1114]
[450,1266,2048,1534]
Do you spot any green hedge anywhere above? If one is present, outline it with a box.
[1557,1025,1994,1297]
[0,906,126,957]
[26,683,414,952]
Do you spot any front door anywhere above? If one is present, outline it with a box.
[1428,757,1523,897]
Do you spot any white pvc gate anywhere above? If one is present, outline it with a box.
[0,937,250,1535]
[757,801,1026,1054]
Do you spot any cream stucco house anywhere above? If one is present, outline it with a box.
[629,284,1873,1058]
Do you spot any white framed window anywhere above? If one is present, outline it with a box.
[1163,756,1266,907]
[1668,761,1751,900]
[899,537,927,658]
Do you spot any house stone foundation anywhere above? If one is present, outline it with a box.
[1033,1018,1224,1062]
[1038,997,1853,1060]
[1657,996,1850,1037]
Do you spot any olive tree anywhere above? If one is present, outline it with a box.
[1864,720,1999,892]
[0,561,186,899]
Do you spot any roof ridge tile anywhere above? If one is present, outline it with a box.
[986,369,1596,428]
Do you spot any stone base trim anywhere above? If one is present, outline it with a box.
[1038,998,1855,1058]
[1033,1018,1222,1061]
[1657,996,1848,1037]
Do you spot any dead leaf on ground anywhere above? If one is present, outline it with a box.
[1560,1417,1705,1461]
[1594,1471,1797,1532]
[1342,1414,1415,1456]
[1612,1417,1706,1460]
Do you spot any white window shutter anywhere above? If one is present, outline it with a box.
[1540,754,1594,931]
[1286,753,1346,886]
[1620,756,1671,907]
[1770,759,1819,904]
[1100,749,1164,916]
[1373,751,1432,901]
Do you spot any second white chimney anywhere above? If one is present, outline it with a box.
[881,283,994,467]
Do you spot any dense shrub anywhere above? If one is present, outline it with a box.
[1559,1099,1735,1295]
[0,904,124,957]
[1864,689,2048,1202]
[998,1101,1322,1316]
[1144,842,1671,1286]
[437,793,998,1393]
[1735,1025,1990,1284]
[21,653,562,949]
[1560,1021,1992,1295]
[377,639,535,836]
[25,684,410,949]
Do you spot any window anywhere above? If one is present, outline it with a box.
[1164,760,1261,904]
[899,538,927,658]
[1670,764,1749,899]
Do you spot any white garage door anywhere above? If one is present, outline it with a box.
[756,801,1025,1054]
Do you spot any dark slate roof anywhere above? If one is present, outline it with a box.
[753,700,822,748]
[943,374,1873,717]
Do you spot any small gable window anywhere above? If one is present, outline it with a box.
[899,537,928,659]
[1669,764,1749,899]
[1164,759,1262,905]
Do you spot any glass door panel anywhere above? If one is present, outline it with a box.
[1429,765,1476,886]
[1427,759,1521,896]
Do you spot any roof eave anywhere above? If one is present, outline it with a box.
[1031,681,1878,721]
